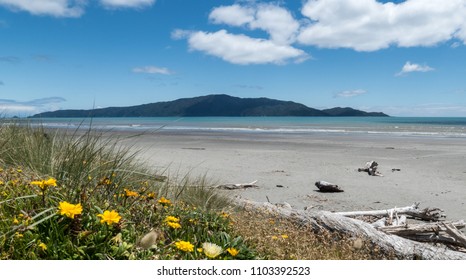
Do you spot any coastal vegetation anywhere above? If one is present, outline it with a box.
[0,121,392,260]
[31,94,388,118]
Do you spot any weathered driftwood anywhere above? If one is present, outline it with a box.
[358,160,383,176]
[378,221,466,249]
[315,181,344,192]
[371,215,407,227]
[442,222,466,248]
[216,180,259,190]
[379,220,465,236]
[233,198,466,260]
[335,203,446,221]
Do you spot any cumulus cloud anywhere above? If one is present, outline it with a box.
[100,0,155,9]
[396,61,434,76]
[176,3,308,65]
[0,0,86,17]
[298,0,466,51]
[183,29,309,65]
[209,4,255,27]
[0,0,156,17]
[334,89,367,98]
[132,65,173,75]
[0,97,66,116]
[209,3,300,45]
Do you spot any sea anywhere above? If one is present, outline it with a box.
[22,116,466,139]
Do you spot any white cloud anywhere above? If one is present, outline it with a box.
[298,0,466,51]
[209,4,255,27]
[100,0,155,9]
[132,66,173,75]
[0,0,85,17]
[396,61,434,76]
[209,3,300,45]
[334,89,367,98]
[177,3,308,65]
[185,29,309,65]
[0,0,156,17]
[0,97,66,116]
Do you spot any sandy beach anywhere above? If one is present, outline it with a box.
[119,130,466,222]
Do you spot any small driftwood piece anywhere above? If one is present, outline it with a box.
[379,221,466,248]
[358,160,383,176]
[379,220,465,236]
[233,198,466,259]
[216,180,259,190]
[442,222,466,248]
[315,181,343,192]
[335,203,446,221]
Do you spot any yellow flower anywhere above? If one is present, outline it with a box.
[97,210,121,225]
[30,180,45,189]
[158,197,172,206]
[13,218,19,225]
[220,212,230,218]
[166,221,181,229]
[58,201,83,219]
[197,248,203,253]
[31,178,57,189]
[15,232,23,238]
[226,247,239,257]
[164,216,180,223]
[281,234,289,239]
[146,192,156,199]
[124,189,139,197]
[271,235,278,240]
[175,241,194,252]
[44,178,57,187]
[202,242,223,259]
[38,242,47,251]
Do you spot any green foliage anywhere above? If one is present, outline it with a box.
[31,94,389,118]
[0,122,256,260]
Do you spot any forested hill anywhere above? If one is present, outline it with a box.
[31,94,389,118]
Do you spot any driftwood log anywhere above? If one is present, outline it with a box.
[216,180,259,190]
[358,160,383,176]
[315,181,344,192]
[335,203,446,221]
[233,198,466,260]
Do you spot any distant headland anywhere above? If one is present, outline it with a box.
[31,94,388,118]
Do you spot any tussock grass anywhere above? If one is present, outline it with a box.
[0,121,252,259]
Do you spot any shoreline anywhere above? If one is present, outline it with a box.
[114,130,466,223]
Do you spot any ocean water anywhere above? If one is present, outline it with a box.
[24,116,466,139]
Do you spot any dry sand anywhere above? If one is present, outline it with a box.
[120,131,466,222]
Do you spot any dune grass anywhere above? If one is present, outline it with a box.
[0,121,395,260]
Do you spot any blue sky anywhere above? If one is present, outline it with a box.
[1,0,466,117]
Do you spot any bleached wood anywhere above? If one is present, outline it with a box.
[443,222,466,248]
[335,203,446,221]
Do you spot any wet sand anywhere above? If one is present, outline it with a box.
[119,131,466,222]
